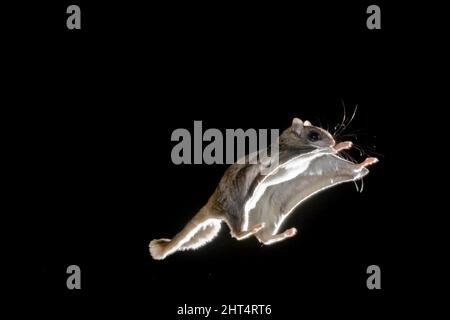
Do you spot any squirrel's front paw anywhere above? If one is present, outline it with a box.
[284,227,297,237]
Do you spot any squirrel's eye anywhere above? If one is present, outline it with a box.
[307,131,321,142]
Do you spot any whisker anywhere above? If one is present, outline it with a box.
[334,99,347,135]
[338,129,368,137]
[331,102,380,165]
[353,180,360,192]
[337,104,358,136]
[336,133,359,140]
[338,150,358,164]
[351,142,385,158]
[354,144,364,157]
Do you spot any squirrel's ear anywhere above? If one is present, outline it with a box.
[304,120,312,126]
[291,118,304,134]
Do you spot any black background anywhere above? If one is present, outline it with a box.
[8,1,442,318]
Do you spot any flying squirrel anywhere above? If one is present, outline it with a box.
[150,117,378,260]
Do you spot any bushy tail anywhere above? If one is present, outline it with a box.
[179,221,221,251]
[149,238,171,260]
[149,206,222,260]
